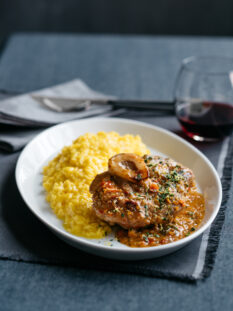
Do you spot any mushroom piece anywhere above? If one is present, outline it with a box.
[108,153,148,183]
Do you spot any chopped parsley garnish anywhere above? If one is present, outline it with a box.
[121,213,125,218]
[158,189,170,205]
[165,170,181,183]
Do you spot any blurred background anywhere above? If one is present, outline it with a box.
[1,0,233,43]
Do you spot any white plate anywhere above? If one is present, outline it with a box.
[15,118,222,260]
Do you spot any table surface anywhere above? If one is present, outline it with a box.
[1,34,233,311]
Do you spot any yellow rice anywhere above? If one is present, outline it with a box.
[43,131,150,238]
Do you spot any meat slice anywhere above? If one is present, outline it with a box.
[90,153,195,229]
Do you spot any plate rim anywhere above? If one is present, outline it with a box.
[15,117,222,254]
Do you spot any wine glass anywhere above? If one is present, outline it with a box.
[174,56,233,141]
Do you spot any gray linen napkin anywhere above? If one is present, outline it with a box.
[0,79,117,151]
[0,114,232,282]
[0,108,126,152]
[0,79,113,126]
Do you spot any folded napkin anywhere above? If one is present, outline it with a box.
[0,108,126,152]
[0,79,113,127]
[0,80,121,151]
[0,79,173,152]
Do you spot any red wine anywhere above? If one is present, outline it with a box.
[176,101,233,140]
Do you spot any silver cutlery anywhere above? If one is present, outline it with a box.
[31,95,174,113]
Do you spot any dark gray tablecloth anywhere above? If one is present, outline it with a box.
[1,34,233,310]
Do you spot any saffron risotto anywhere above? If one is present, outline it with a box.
[43,132,150,238]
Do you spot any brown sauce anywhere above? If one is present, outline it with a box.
[116,191,205,247]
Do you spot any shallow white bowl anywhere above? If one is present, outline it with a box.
[15,118,222,260]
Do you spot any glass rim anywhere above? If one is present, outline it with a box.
[181,55,233,75]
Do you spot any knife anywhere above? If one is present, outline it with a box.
[31,95,174,113]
